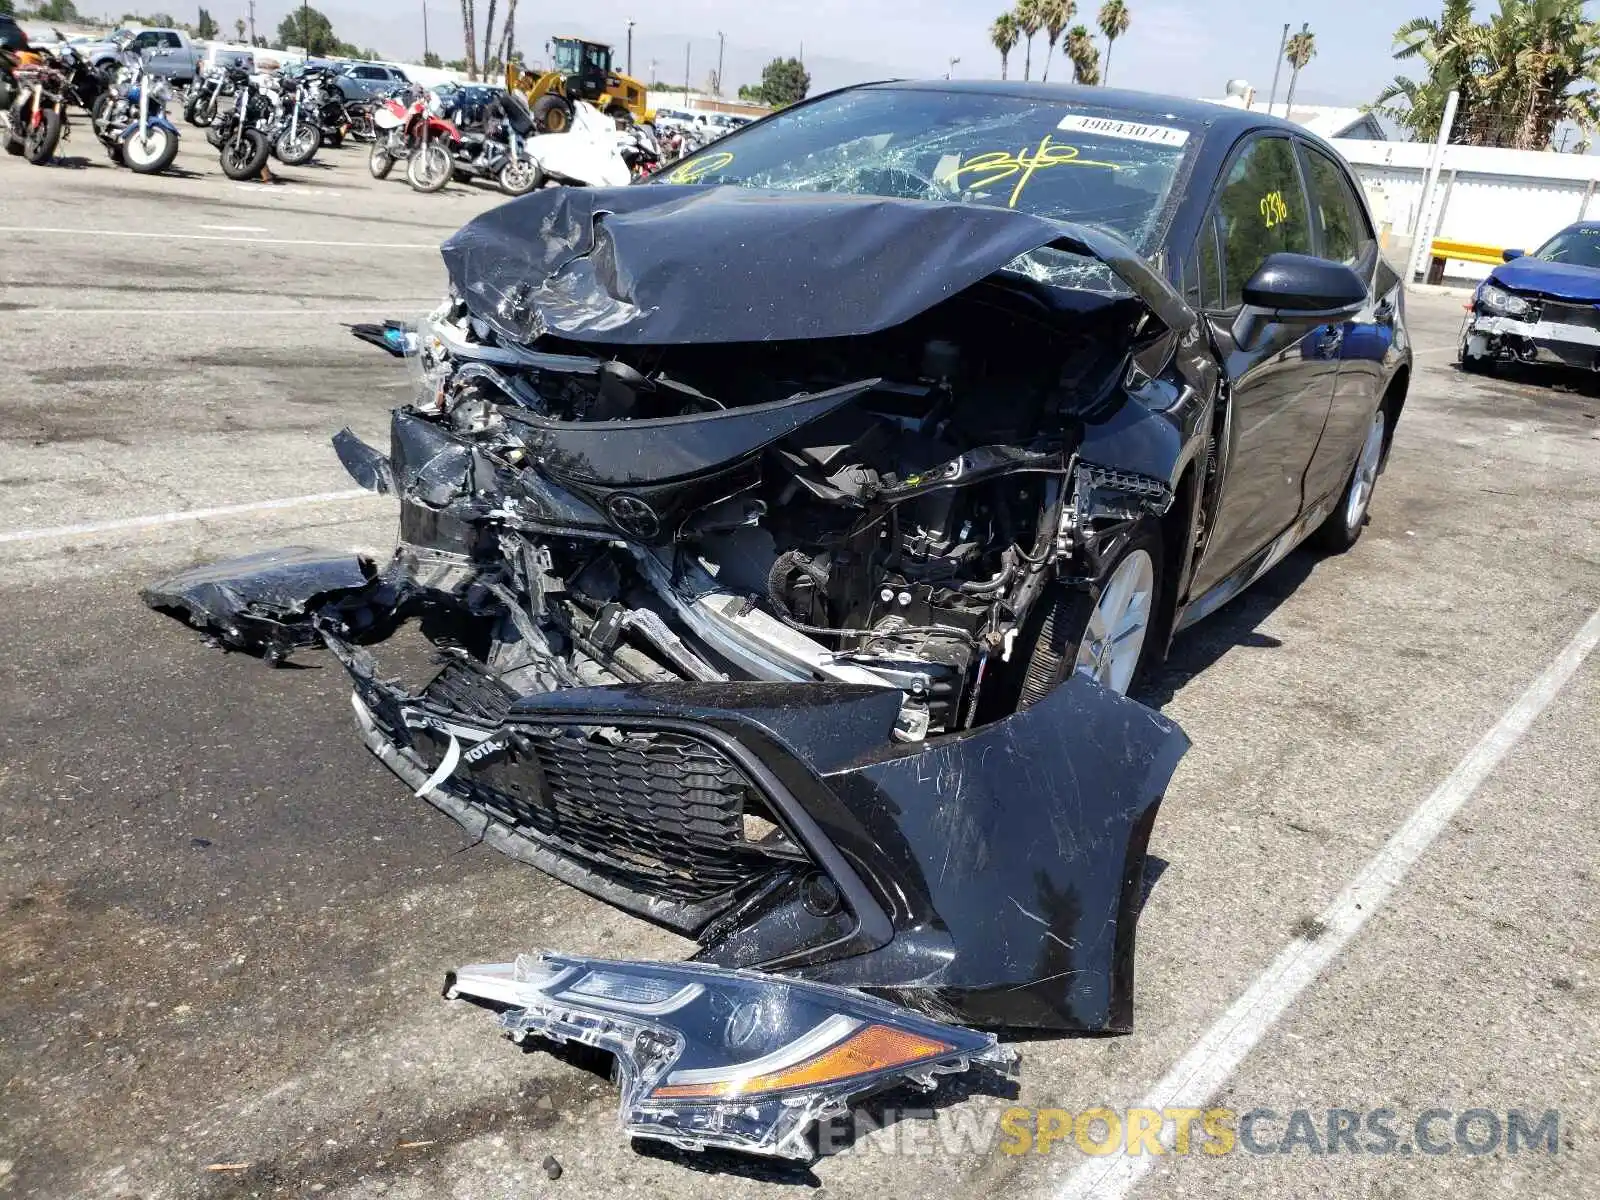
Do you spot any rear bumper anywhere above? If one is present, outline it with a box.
[326,628,1188,1031]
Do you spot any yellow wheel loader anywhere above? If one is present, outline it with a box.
[506,37,654,133]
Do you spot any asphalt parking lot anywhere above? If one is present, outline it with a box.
[1,131,1597,1200]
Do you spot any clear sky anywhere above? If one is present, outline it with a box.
[178,1,1412,108]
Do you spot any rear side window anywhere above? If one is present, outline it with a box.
[1304,145,1374,265]
[1214,135,1312,308]
[161,32,183,48]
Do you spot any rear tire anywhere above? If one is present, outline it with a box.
[219,127,271,179]
[368,141,394,179]
[22,109,62,164]
[123,126,180,174]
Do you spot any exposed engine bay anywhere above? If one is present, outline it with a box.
[385,269,1160,744]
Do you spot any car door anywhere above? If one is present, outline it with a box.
[1187,133,1342,598]
[1297,141,1392,511]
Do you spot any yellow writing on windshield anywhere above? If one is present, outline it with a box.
[668,151,735,184]
[950,135,1118,208]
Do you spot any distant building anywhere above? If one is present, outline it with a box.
[1203,80,1387,141]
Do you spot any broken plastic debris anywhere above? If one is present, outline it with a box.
[446,952,1016,1160]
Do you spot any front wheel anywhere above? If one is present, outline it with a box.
[406,142,452,192]
[531,93,572,133]
[1310,405,1387,554]
[498,156,541,195]
[219,127,271,180]
[275,120,320,165]
[123,125,180,174]
[368,140,394,179]
[1013,522,1165,704]
[23,109,63,164]
[185,95,216,127]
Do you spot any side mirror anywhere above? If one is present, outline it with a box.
[1234,252,1367,346]
[1502,248,1525,262]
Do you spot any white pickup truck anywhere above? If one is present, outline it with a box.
[76,27,206,86]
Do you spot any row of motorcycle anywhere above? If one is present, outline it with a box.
[364,83,665,195]
[2,39,183,173]
[5,35,673,193]
[187,62,375,179]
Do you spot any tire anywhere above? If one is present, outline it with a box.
[1310,405,1388,555]
[275,119,320,166]
[123,125,180,174]
[1013,520,1166,705]
[219,127,271,180]
[323,127,343,148]
[1459,333,1493,374]
[368,141,394,179]
[105,141,124,166]
[498,156,541,195]
[22,108,62,164]
[406,142,452,192]
[3,127,22,157]
[531,93,572,133]
[185,95,216,128]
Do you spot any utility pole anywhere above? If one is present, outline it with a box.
[684,41,690,100]
[649,57,657,87]
[301,0,310,56]
[626,19,635,76]
[1265,22,1289,117]
[716,31,725,96]
[422,3,430,61]
[946,56,960,79]
[247,0,256,46]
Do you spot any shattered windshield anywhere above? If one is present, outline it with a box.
[1533,226,1600,269]
[654,87,1196,252]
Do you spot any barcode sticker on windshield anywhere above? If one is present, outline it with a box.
[1057,114,1190,147]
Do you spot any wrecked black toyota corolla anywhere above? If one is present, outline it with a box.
[147,83,1411,1154]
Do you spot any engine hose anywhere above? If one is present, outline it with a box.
[766,549,832,625]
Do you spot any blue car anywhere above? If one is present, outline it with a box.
[1460,221,1600,372]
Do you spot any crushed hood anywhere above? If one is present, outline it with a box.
[1492,255,1600,303]
[440,184,1194,346]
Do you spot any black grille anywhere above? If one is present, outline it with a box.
[426,655,516,724]
[461,725,785,903]
[1534,300,1600,330]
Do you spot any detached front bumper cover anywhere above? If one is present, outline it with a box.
[447,952,1016,1160]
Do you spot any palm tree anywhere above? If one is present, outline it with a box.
[1015,0,1045,81]
[1372,0,1475,140]
[1040,0,1073,82]
[990,12,1020,80]
[1282,27,1316,114]
[497,0,519,66]
[460,0,479,80]
[1098,0,1130,84]
[482,0,499,74]
[1067,24,1101,83]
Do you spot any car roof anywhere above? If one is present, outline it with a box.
[861,79,1303,138]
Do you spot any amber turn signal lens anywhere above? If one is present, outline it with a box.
[651,1024,954,1100]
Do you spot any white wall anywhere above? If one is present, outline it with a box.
[1333,139,1600,282]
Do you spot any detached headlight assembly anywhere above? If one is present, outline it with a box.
[1479,282,1532,318]
[447,952,1016,1160]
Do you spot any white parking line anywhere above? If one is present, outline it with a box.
[1054,602,1600,1200]
[0,490,383,545]
[24,307,435,316]
[199,224,271,233]
[0,226,435,250]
